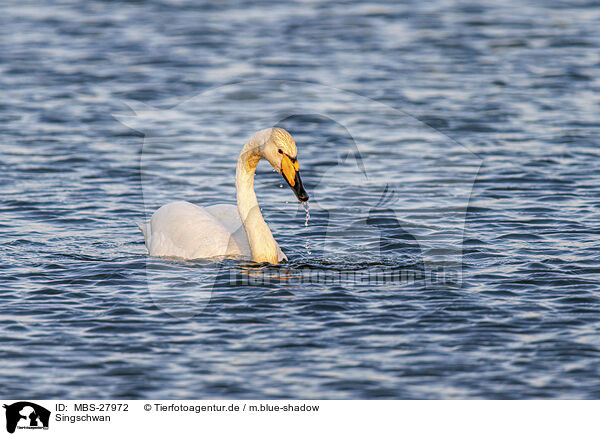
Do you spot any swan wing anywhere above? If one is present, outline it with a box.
[205,204,251,257]
[205,204,287,262]
[138,201,248,260]
[205,204,244,234]
[276,245,288,262]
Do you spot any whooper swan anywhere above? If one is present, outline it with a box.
[137,127,309,264]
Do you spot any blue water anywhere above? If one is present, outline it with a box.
[1,0,599,399]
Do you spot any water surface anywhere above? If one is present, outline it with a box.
[0,0,599,399]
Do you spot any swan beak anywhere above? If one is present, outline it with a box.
[281,154,309,202]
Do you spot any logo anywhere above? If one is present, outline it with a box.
[116,79,481,319]
[3,402,50,434]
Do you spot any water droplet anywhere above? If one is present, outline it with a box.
[302,201,311,255]
[302,201,310,227]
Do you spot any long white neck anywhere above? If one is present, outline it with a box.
[235,133,279,264]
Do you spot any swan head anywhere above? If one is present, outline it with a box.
[263,127,309,203]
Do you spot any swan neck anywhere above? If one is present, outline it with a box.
[236,140,279,264]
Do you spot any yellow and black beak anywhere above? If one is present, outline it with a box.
[281,154,309,202]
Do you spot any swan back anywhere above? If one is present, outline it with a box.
[142,201,248,259]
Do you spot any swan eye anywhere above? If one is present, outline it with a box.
[278,149,283,154]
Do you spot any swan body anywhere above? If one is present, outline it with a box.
[137,128,308,264]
